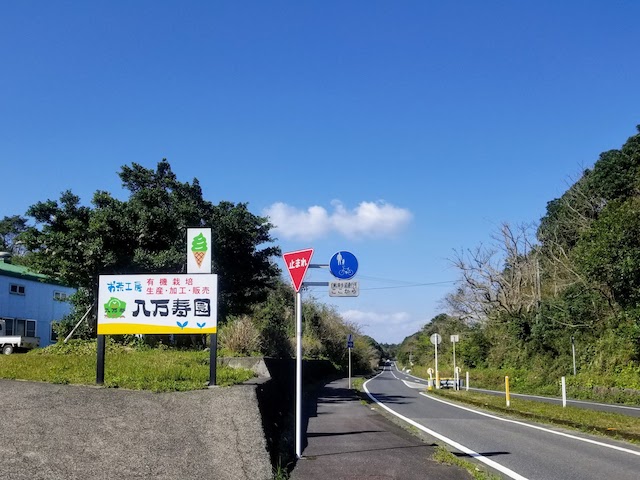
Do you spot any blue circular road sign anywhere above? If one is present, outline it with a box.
[329,251,358,280]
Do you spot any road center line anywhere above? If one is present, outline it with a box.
[419,392,640,457]
[364,373,529,480]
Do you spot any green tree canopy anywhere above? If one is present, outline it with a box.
[0,215,28,255]
[21,159,281,328]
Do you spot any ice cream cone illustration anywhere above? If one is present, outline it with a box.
[191,233,208,268]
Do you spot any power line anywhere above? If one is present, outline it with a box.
[304,280,455,292]
[361,280,455,291]
[301,272,457,292]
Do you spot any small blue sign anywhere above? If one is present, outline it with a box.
[347,341,354,349]
[330,251,358,280]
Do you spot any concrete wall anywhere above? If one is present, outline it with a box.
[223,357,339,469]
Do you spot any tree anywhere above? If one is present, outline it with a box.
[210,201,281,321]
[446,223,540,321]
[21,160,281,336]
[588,127,640,203]
[0,215,27,256]
[573,198,640,309]
[22,191,95,288]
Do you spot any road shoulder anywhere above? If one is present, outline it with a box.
[290,377,470,480]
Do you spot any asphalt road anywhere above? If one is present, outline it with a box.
[395,365,640,417]
[365,365,640,480]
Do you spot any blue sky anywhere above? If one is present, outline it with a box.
[1,1,639,343]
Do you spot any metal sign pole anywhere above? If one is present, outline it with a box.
[96,335,105,385]
[209,333,217,386]
[571,336,577,376]
[348,346,352,389]
[435,340,439,389]
[453,340,456,389]
[295,290,302,459]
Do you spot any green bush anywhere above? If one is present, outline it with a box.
[219,315,261,356]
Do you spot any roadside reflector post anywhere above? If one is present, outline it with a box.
[561,376,567,407]
[466,371,469,391]
[505,376,511,407]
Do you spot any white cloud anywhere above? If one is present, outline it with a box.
[341,309,427,344]
[264,200,412,241]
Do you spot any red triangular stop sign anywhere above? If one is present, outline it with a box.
[283,248,314,292]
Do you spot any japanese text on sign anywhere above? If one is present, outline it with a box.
[98,274,217,335]
[288,258,308,270]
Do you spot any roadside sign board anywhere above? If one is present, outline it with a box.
[450,334,459,343]
[98,274,217,335]
[187,228,212,274]
[329,251,358,280]
[440,378,456,388]
[430,333,442,345]
[329,280,359,297]
[283,248,314,292]
[347,333,354,348]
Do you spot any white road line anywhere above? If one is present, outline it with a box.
[420,393,640,457]
[363,373,529,480]
[393,363,428,383]
[470,387,640,412]
[402,380,426,389]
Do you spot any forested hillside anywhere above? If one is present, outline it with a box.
[399,126,640,396]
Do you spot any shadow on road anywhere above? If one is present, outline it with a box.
[307,429,384,438]
[303,443,435,459]
[453,451,511,458]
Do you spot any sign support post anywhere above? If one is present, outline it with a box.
[450,334,459,389]
[453,339,456,388]
[96,335,105,385]
[571,336,577,376]
[349,347,352,389]
[435,340,439,389]
[430,333,442,389]
[283,248,314,460]
[187,228,216,386]
[347,334,354,389]
[295,290,303,458]
[209,332,217,387]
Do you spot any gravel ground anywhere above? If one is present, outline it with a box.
[0,379,272,480]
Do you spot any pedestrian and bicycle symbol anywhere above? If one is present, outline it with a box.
[330,251,358,280]
[347,333,354,349]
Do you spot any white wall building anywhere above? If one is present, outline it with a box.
[0,255,76,347]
